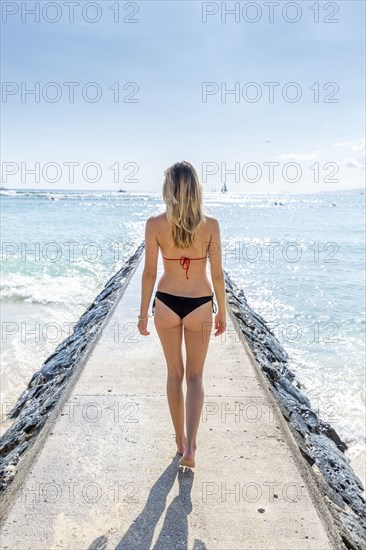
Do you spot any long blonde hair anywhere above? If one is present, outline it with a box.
[162,161,206,249]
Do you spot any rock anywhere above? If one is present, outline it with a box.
[0,244,145,495]
[223,271,366,548]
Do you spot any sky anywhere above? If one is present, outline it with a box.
[1,0,365,193]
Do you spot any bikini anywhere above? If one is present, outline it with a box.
[151,255,218,319]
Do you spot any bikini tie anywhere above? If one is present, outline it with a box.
[180,256,190,279]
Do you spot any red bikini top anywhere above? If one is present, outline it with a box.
[162,255,207,279]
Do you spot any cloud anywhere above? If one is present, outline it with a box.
[352,138,365,154]
[333,141,353,148]
[339,158,365,169]
[277,140,365,169]
[277,150,320,161]
[333,138,365,169]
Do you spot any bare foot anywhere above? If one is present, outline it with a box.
[179,446,196,468]
[176,436,186,455]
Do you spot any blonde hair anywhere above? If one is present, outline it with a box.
[162,161,206,249]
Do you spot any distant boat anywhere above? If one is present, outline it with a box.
[118,188,127,193]
[46,193,59,201]
[221,183,228,193]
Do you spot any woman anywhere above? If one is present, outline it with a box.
[137,161,226,468]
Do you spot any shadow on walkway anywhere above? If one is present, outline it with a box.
[88,454,207,550]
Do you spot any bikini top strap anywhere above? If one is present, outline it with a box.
[162,255,208,260]
[162,255,208,280]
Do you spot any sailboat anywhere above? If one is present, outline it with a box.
[221,183,228,193]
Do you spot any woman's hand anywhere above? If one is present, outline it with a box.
[137,317,150,336]
[214,311,226,336]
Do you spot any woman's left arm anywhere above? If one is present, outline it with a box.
[139,217,159,318]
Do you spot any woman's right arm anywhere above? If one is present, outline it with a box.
[208,218,227,334]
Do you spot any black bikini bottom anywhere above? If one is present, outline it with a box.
[152,290,217,320]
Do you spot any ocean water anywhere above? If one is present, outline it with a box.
[1,188,365,483]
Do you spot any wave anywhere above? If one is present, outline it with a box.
[0,268,110,306]
[0,189,155,201]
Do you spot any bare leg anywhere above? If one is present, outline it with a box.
[183,374,204,463]
[166,371,185,453]
[181,302,212,467]
[153,298,186,454]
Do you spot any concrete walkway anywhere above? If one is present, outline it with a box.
[0,253,342,549]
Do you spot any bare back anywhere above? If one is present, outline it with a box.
[154,212,213,296]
